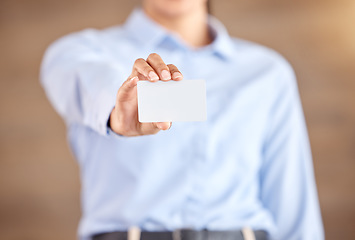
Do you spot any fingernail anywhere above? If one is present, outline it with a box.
[172,72,183,80]
[148,71,159,81]
[129,77,138,86]
[156,123,163,130]
[161,70,171,80]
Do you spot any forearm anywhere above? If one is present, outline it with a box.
[40,35,123,135]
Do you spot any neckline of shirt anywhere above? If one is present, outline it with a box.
[123,8,235,60]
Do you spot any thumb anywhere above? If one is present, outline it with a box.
[117,76,139,101]
[154,122,172,131]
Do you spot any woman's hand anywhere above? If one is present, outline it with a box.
[109,53,183,136]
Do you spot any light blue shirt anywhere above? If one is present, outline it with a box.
[41,8,324,240]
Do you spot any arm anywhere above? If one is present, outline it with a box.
[40,31,182,136]
[260,62,324,240]
[40,31,123,135]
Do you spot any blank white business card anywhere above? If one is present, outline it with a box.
[137,79,207,122]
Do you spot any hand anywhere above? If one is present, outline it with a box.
[109,53,183,136]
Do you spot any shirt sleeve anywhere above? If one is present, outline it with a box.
[40,30,124,136]
[260,61,324,240]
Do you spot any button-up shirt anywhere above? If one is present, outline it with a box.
[41,8,324,240]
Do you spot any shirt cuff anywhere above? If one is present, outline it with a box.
[91,82,119,136]
[107,126,126,138]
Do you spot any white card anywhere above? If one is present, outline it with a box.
[137,79,207,122]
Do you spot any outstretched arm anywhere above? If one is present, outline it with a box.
[41,31,182,137]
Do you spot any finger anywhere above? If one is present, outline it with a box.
[167,64,183,81]
[154,122,172,131]
[117,76,139,101]
[133,58,159,82]
[146,53,171,81]
[138,122,170,135]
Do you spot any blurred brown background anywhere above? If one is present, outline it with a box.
[0,0,354,239]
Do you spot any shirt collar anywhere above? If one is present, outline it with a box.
[123,8,234,60]
[207,15,235,60]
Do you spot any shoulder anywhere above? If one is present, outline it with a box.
[234,38,293,72]
[230,37,296,88]
[44,25,129,57]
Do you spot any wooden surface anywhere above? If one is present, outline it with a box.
[0,0,354,239]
